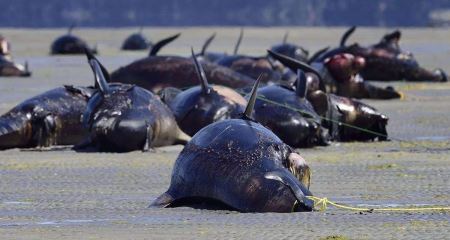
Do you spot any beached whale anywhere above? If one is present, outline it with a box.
[151,77,314,212]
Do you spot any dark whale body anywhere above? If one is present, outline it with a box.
[0,86,93,150]
[77,50,189,152]
[317,27,447,82]
[151,77,314,213]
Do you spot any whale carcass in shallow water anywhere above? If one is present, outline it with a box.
[121,27,151,51]
[316,27,447,82]
[249,70,330,148]
[166,48,247,136]
[76,50,190,152]
[269,50,402,100]
[50,25,97,55]
[0,86,94,150]
[110,33,256,92]
[151,77,314,212]
[0,35,31,77]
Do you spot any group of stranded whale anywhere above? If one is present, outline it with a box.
[0,26,447,212]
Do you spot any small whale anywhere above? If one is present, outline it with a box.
[76,49,190,152]
[151,76,314,212]
[50,25,97,55]
[0,86,94,150]
[167,48,247,136]
[121,27,151,51]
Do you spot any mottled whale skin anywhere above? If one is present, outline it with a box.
[112,32,257,92]
[317,27,447,82]
[151,119,313,213]
[250,71,329,148]
[78,50,189,152]
[167,49,248,136]
[81,84,189,152]
[216,55,286,84]
[0,86,93,150]
[269,49,402,100]
[265,50,390,142]
[0,57,31,77]
[320,93,389,142]
[110,56,256,92]
[0,36,31,77]
[151,77,314,213]
[321,53,402,99]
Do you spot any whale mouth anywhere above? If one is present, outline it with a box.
[0,117,31,150]
[264,169,313,212]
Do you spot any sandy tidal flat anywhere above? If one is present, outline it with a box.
[0,27,449,239]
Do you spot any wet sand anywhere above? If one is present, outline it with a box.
[0,27,449,239]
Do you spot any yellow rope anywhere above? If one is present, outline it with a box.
[307,196,450,212]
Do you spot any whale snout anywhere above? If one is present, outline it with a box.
[0,117,31,150]
[308,121,330,147]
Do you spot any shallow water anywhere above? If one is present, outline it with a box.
[0,27,449,239]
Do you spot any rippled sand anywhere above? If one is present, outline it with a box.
[0,27,449,239]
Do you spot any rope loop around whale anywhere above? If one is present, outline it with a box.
[306,196,450,212]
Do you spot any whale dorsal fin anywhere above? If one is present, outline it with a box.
[242,74,262,120]
[191,47,211,95]
[233,28,244,55]
[264,169,313,211]
[282,31,289,44]
[340,26,356,47]
[267,50,323,82]
[149,33,181,56]
[200,33,216,56]
[84,48,110,94]
[84,48,110,82]
[68,24,76,35]
[296,69,308,99]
